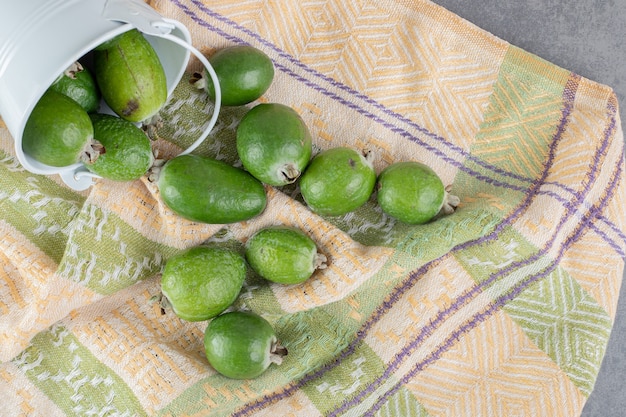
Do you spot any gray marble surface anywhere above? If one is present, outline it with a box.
[429,1,626,416]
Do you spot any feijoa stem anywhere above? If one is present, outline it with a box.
[149,292,169,315]
[142,115,163,141]
[280,163,301,184]
[363,149,375,167]
[146,153,168,182]
[439,184,460,216]
[64,61,83,79]
[80,139,105,165]
[270,340,288,365]
[315,253,328,270]
[191,71,206,90]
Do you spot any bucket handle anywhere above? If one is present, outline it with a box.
[154,22,222,156]
[70,20,222,187]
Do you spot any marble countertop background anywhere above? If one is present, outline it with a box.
[430,1,626,416]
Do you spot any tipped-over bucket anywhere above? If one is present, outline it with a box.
[0,0,221,190]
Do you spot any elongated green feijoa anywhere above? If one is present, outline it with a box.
[299,147,376,216]
[204,311,287,379]
[245,226,326,284]
[86,113,154,181]
[376,161,459,224]
[157,154,267,224]
[22,90,102,167]
[236,103,312,186]
[94,29,167,122]
[161,246,246,321]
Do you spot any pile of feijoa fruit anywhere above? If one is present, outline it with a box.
[22,30,459,379]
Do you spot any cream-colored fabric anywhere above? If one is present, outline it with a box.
[1,1,624,416]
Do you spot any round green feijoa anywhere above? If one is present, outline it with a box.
[299,147,376,216]
[48,61,100,113]
[86,114,154,181]
[94,29,167,122]
[204,311,287,379]
[156,154,267,224]
[236,103,312,186]
[161,246,246,322]
[22,90,103,167]
[197,45,274,106]
[376,161,460,224]
[245,226,327,285]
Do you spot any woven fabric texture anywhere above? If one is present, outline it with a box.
[0,1,624,416]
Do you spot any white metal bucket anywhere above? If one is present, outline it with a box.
[0,0,221,190]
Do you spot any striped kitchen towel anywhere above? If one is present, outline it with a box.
[0,0,624,416]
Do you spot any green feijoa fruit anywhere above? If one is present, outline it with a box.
[94,29,167,122]
[196,45,274,106]
[86,113,154,181]
[376,161,460,224]
[245,226,327,285]
[204,311,287,379]
[94,34,124,51]
[299,147,376,216]
[22,90,103,167]
[48,61,100,113]
[156,154,267,224]
[161,246,246,321]
[236,103,312,186]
